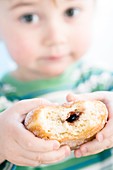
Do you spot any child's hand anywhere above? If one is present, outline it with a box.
[67,91,113,157]
[0,98,71,166]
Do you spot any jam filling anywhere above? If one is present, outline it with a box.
[66,111,81,123]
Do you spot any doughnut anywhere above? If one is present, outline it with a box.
[24,101,108,149]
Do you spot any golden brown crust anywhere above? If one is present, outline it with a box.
[24,101,108,149]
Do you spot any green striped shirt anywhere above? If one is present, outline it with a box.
[0,61,113,170]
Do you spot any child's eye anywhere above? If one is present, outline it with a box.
[65,8,80,18]
[20,14,39,24]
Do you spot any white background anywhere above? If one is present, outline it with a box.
[0,0,113,77]
[86,0,113,70]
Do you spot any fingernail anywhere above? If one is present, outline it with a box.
[65,147,71,156]
[81,147,88,154]
[98,134,103,142]
[76,151,82,158]
[53,141,60,150]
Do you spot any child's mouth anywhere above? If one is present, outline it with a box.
[45,55,65,62]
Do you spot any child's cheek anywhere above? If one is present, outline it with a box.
[5,36,36,66]
[71,30,92,60]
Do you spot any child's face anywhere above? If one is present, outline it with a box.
[0,0,94,79]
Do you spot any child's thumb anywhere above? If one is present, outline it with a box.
[5,98,52,117]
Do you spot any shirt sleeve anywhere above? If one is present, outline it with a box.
[0,161,16,170]
[74,66,113,93]
[0,96,13,113]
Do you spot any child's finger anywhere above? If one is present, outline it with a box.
[74,139,103,157]
[15,124,60,152]
[74,135,113,158]
[3,140,41,167]
[74,124,113,156]
[66,91,111,102]
[7,149,41,167]
[10,156,41,167]
[96,119,113,142]
[66,92,99,102]
[7,98,52,117]
[66,93,77,102]
[7,141,68,167]
[23,145,71,165]
[40,146,71,164]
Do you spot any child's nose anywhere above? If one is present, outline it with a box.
[42,20,67,47]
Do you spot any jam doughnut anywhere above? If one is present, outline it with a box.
[24,101,108,149]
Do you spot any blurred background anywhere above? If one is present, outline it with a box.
[0,0,113,78]
[86,0,113,70]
